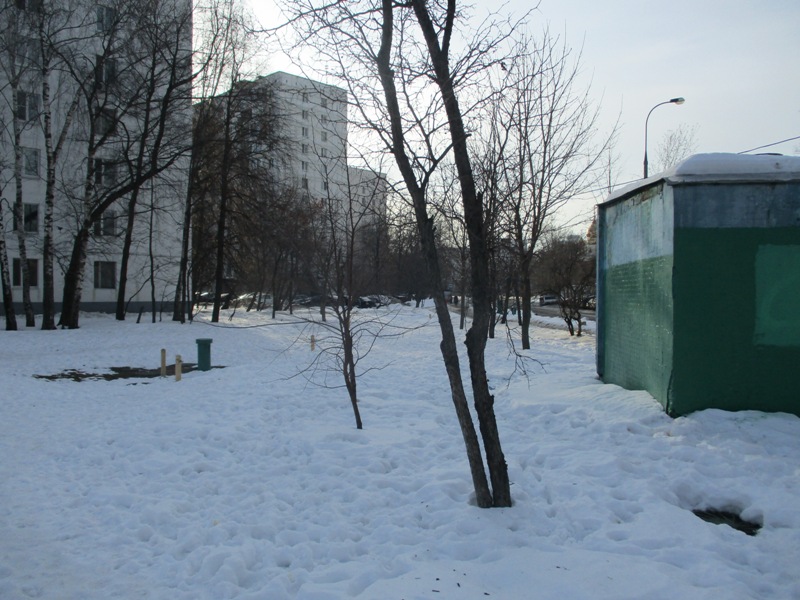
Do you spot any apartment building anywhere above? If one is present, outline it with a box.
[0,0,191,320]
[264,72,348,199]
[264,72,386,221]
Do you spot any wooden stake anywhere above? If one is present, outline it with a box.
[175,355,182,382]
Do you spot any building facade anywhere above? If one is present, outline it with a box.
[0,0,191,320]
[191,71,387,300]
[597,153,800,417]
[264,71,349,202]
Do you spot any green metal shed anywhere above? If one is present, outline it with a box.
[596,153,800,417]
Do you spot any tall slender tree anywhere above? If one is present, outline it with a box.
[481,32,614,349]
[55,0,193,328]
[2,2,41,327]
[288,0,515,507]
[36,2,80,330]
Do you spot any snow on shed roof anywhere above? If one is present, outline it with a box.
[602,153,800,206]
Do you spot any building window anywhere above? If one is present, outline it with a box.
[321,115,328,126]
[302,109,309,120]
[94,108,116,135]
[321,131,328,142]
[95,55,117,89]
[301,143,308,154]
[301,177,309,190]
[25,203,39,232]
[12,258,39,287]
[321,98,328,109]
[302,91,308,103]
[320,147,327,158]
[301,161,308,172]
[22,147,39,177]
[16,0,42,11]
[14,203,39,234]
[301,126,309,138]
[94,261,116,289]
[93,209,116,237]
[15,37,39,68]
[322,180,329,191]
[94,159,117,187]
[96,5,116,32]
[19,202,39,233]
[16,90,39,121]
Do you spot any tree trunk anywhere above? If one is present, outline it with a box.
[173,153,195,323]
[412,0,511,507]
[58,227,90,329]
[520,261,532,349]
[41,186,56,330]
[211,97,235,324]
[149,191,157,322]
[375,0,493,507]
[40,46,80,330]
[0,213,18,330]
[342,322,363,429]
[40,64,57,330]
[116,190,140,320]
[13,110,35,328]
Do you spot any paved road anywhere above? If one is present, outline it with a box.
[532,304,596,321]
[448,302,596,322]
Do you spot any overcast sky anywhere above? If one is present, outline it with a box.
[252,1,799,223]
[532,0,800,185]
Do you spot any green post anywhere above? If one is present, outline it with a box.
[196,338,213,371]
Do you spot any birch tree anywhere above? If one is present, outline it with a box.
[56,0,193,328]
[35,2,80,330]
[1,1,41,327]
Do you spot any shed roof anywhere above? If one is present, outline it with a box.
[602,153,800,207]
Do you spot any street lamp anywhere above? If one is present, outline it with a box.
[643,97,685,178]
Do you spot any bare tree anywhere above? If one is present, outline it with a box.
[430,162,469,329]
[36,2,81,330]
[534,234,595,336]
[190,73,291,322]
[0,160,15,329]
[287,0,515,507]
[479,31,614,350]
[54,0,193,329]
[384,198,432,306]
[0,5,19,330]
[652,123,698,174]
[307,167,387,429]
[1,1,42,327]
[472,105,512,339]
[112,0,193,322]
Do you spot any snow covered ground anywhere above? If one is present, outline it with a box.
[1,306,799,599]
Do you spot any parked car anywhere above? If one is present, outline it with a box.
[233,292,273,310]
[538,294,559,306]
[195,291,232,309]
[356,294,391,309]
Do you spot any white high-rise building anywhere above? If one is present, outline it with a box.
[263,72,348,201]
[0,0,191,321]
[263,72,386,228]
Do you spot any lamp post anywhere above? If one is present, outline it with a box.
[643,97,685,178]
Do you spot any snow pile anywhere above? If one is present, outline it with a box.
[665,152,800,183]
[604,152,800,204]
[1,307,798,599]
